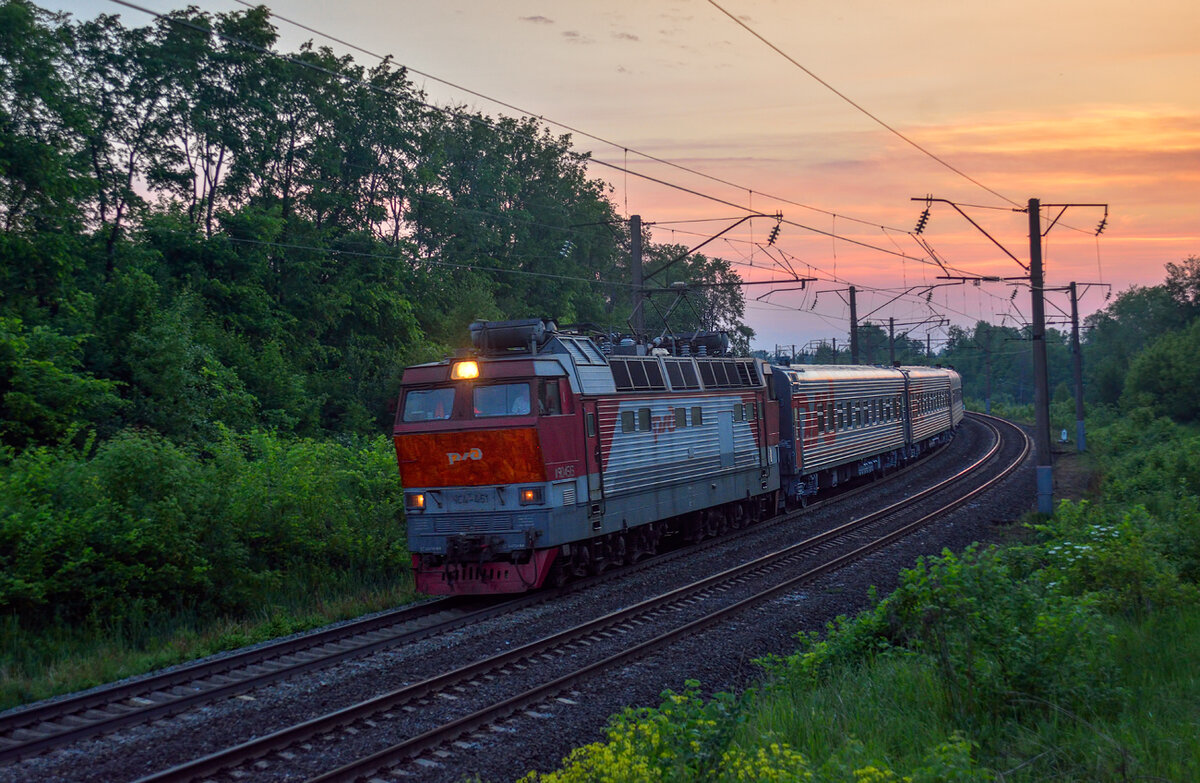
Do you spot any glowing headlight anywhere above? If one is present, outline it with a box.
[405,492,426,510]
[519,487,544,505]
[451,360,479,380]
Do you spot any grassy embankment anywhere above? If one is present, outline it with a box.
[522,404,1200,782]
[0,429,415,710]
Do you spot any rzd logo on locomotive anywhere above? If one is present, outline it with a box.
[447,448,483,465]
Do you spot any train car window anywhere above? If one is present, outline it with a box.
[733,404,744,422]
[586,412,597,437]
[621,410,635,432]
[816,403,825,434]
[675,407,687,428]
[638,408,651,432]
[692,406,704,426]
[402,387,455,422]
[474,383,530,417]
[538,379,562,415]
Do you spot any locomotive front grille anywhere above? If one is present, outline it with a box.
[433,513,537,534]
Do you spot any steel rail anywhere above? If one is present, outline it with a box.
[136,413,1025,783]
[313,415,1028,782]
[0,416,959,764]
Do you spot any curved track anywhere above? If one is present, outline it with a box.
[130,413,1028,783]
[0,413,989,766]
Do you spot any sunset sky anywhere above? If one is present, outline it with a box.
[56,0,1200,351]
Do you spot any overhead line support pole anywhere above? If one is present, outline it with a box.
[849,285,859,364]
[888,317,895,366]
[1029,198,1054,514]
[630,215,644,336]
[1069,281,1086,452]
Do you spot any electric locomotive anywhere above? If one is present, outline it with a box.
[394,319,781,595]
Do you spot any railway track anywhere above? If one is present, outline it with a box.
[0,411,983,768]
[125,412,1027,783]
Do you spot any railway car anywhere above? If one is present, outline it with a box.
[773,364,963,506]
[394,319,780,595]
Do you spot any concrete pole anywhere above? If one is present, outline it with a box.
[1029,198,1054,514]
[1069,282,1086,452]
[630,214,643,336]
[849,286,859,364]
[888,317,896,366]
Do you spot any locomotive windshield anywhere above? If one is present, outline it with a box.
[473,383,531,417]
[401,387,455,422]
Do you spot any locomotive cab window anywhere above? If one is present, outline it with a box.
[621,410,635,433]
[692,406,704,426]
[675,407,687,428]
[538,379,562,415]
[474,383,530,417]
[402,387,455,422]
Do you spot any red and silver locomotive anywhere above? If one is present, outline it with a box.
[393,319,963,596]
[394,319,780,595]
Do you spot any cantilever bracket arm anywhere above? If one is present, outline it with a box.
[912,197,1027,271]
[643,213,775,283]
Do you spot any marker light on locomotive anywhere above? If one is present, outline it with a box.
[519,486,544,505]
[405,491,426,511]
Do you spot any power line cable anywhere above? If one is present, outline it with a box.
[113,0,941,276]
[231,0,914,233]
[707,0,1020,209]
[108,0,1005,319]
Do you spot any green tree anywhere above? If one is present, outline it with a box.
[1122,317,1200,422]
[1084,284,1187,405]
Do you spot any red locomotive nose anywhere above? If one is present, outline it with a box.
[395,427,546,488]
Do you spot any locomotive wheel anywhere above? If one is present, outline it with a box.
[704,509,721,539]
[730,503,746,530]
[573,545,592,578]
[547,558,570,588]
[614,534,631,566]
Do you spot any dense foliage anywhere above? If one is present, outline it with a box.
[0,0,756,697]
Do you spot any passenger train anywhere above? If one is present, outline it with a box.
[393,319,963,595]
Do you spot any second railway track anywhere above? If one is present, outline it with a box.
[124,412,1028,783]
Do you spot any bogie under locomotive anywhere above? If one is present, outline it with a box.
[394,319,962,596]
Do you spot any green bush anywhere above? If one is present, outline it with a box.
[0,428,407,630]
[766,546,1121,723]
[1031,501,1199,617]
